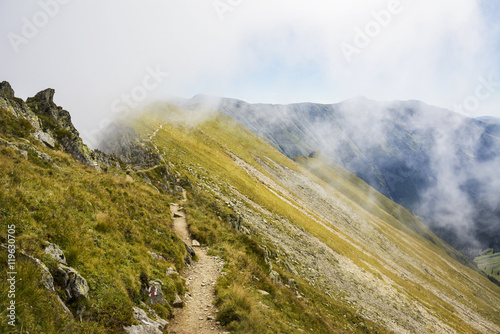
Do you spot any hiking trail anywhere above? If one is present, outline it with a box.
[167,195,227,334]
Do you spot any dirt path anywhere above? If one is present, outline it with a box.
[168,202,227,334]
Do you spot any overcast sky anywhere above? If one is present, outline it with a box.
[1,0,500,143]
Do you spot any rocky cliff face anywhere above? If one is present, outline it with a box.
[0,81,97,165]
[97,123,164,168]
[0,81,162,171]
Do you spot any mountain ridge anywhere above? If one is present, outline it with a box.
[188,95,500,255]
[1,82,500,333]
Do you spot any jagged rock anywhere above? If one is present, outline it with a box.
[33,130,56,148]
[270,270,281,283]
[228,214,243,232]
[0,138,55,163]
[97,123,163,168]
[44,243,67,264]
[257,289,270,295]
[284,260,299,276]
[22,87,105,168]
[172,294,183,308]
[147,280,166,305]
[27,88,55,106]
[184,242,196,264]
[191,240,200,247]
[54,264,89,302]
[124,307,167,334]
[173,212,183,218]
[0,245,73,317]
[0,81,14,99]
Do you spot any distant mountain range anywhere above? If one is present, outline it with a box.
[183,95,500,255]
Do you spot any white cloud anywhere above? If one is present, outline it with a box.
[0,0,499,144]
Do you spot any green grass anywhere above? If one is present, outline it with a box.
[475,249,500,281]
[0,108,186,333]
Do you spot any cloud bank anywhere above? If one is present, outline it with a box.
[1,0,499,146]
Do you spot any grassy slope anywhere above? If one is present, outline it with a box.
[475,249,500,281]
[127,107,381,333]
[294,154,475,267]
[126,104,500,333]
[0,108,186,333]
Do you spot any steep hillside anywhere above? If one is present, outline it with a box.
[2,83,500,334]
[195,95,500,255]
[0,84,188,333]
[101,102,500,333]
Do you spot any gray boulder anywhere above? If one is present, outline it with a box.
[184,242,196,264]
[33,130,56,148]
[147,280,166,305]
[172,294,183,308]
[124,307,167,334]
[44,243,67,264]
[54,264,89,302]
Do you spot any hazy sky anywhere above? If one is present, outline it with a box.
[1,0,500,144]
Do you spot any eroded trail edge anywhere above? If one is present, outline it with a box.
[168,202,227,334]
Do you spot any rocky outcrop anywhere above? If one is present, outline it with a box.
[0,82,52,142]
[0,81,123,170]
[0,244,73,317]
[44,243,89,304]
[26,88,95,165]
[0,81,15,99]
[97,123,164,168]
[124,306,168,334]
[145,279,166,305]
[53,264,90,302]
[0,137,54,162]
[172,294,183,308]
[183,242,196,264]
[44,243,67,264]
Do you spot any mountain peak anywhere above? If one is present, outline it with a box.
[27,88,56,107]
[0,81,15,99]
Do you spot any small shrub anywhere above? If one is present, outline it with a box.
[217,284,253,326]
